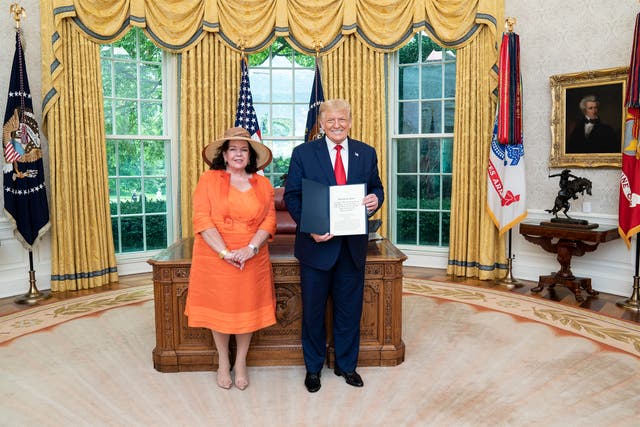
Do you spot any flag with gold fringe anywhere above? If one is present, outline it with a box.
[304,62,325,142]
[2,29,50,250]
[487,31,527,234]
[619,13,640,248]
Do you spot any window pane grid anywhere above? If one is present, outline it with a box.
[248,38,314,186]
[393,32,455,248]
[102,28,170,254]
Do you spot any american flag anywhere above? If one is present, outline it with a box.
[234,57,262,141]
[3,139,21,163]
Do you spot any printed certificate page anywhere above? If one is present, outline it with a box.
[329,183,367,236]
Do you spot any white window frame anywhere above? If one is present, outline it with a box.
[109,51,180,275]
[248,40,315,186]
[387,40,452,269]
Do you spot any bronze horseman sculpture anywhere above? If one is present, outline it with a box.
[546,169,592,223]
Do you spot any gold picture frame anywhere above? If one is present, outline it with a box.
[549,66,628,168]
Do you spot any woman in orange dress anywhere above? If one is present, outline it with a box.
[185,127,276,390]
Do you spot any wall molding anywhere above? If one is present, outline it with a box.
[1,216,52,298]
[0,213,633,299]
[402,211,633,298]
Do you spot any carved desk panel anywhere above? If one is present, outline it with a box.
[148,236,407,372]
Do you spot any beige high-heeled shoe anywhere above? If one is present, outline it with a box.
[234,366,249,390]
[234,377,249,390]
[217,370,233,389]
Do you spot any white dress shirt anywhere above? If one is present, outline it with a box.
[584,116,595,136]
[325,137,349,178]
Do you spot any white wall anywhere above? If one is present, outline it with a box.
[506,0,638,297]
[1,1,638,298]
[400,0,640,298]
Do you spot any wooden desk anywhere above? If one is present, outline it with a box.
[148,236,407,372]
[519,223,619,302]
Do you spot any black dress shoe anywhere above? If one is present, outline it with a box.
[334,367,364,387]
[305,371,321,393]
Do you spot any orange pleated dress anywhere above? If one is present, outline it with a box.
[185,170,277,334]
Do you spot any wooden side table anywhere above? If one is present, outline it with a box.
[519,223,619,302]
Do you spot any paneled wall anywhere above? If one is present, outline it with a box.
[0,219,51,297]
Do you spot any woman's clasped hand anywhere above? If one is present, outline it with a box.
[221,245,258,270]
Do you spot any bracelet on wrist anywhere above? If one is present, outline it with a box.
[248,244,259,255]
[219,248,229,259]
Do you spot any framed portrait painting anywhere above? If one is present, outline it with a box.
[549,66,627,168]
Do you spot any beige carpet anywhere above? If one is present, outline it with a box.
[1,279,639,426]
[0,286,154,344]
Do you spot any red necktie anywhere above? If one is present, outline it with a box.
[334,145,346,185]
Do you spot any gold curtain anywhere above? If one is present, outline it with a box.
[446,25,505,280]
[180,36,241,238]
[323,36,388,237]
[39,0,504,284]
[42,1,502,116]
[44,1,499,51]
[47,20,118,291]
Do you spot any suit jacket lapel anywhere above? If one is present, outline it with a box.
[346,138,360,184]
[313,139,336,185]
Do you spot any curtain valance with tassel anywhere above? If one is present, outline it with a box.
[44,0,499,52]
[41,0,500,118]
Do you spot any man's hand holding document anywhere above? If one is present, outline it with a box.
[300,178,367,236]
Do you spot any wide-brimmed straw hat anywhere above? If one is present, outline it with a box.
[202,127,272,170]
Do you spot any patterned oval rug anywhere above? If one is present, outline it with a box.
[0,279,638,426]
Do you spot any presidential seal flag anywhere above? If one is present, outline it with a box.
[234,57,262,142]
[2,30,50,249]
[487,31,527,234]
[304,62,325,142]
[619,13,640,248]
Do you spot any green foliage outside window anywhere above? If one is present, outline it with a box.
[102,27,169,254]
[395,33,455,247]
[113,198,166,215]
[247,38,314,186]
[264,156,291,187]
[249,38,315,68]
[399,33,449,64]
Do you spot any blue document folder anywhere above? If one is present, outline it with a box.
[300,178,330,234]
[300,178,367,235]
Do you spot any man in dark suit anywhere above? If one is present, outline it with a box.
[284,99,384,393]
[566,95,618,153]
